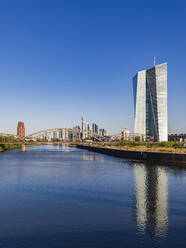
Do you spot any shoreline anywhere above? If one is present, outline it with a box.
[0,143,22,152]
[77,144,186,165]
[0,143,40,152]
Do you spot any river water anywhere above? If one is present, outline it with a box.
[0,145,186,248]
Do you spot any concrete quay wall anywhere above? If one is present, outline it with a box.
[77,145,186,165]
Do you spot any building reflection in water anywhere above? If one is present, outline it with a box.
[134,163,168,238]
[54,143,70,150]
[82,152,104,162]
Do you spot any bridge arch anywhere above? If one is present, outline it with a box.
[27,128,73,140]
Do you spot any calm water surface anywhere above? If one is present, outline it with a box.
[0,145,186,247]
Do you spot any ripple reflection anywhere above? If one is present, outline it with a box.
[134,163,168,238]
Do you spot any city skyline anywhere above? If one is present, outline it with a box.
[0,0,186,135]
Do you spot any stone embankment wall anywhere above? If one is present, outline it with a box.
[77,145,186,165]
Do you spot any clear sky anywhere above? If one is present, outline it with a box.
[0,0,186,135]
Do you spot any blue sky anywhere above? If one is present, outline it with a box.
[0,0,186,135]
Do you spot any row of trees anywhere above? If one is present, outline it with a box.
[0,136,22,143]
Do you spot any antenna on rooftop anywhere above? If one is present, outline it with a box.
[154,56,156,66]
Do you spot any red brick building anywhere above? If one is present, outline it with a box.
[17,121,25,139]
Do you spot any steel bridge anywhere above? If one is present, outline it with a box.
[26,128,73,140]
[27,128,72,137]
[0,133,17,137]
[0,128,154,142]
[26,128,153,142]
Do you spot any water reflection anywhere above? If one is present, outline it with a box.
[82,152,104,162]
[134,163,168,238]
[2,146,186,247]
[54,143,70,150]
[16,158,25,182]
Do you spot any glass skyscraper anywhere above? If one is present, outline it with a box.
[133,63,168,142]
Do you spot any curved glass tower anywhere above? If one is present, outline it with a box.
[133,63,168,142]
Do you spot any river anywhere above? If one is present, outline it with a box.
[0,145,186,247]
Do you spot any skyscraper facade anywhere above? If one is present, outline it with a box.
[17,121,25,139]
[92,123,99,136]
[81,116,86,139]
[133,63,168,142]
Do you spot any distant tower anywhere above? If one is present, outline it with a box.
[81,115,86,139]
[92,123,99,136]
[81,115,84,130]
[17,121,25,139]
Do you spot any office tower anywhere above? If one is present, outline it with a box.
[99,129,107,137]
[86,123,90,138]
[17,121,25,139]
[81,116,86,139]
[53,131,57,140]
[133,63,168,141]
[92,123,99,136]
[103,129,107,136]
[65,128,69,141]
[73,126,81,140]
[122,128,130,140]
[68,129,73,140]
[59,130,63,140]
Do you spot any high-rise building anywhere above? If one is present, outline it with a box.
[86,123,90,138]
[73,126,81,140]
[53,131,60,140]
[133,63,168,141]
[92,123,99,136]
[99,129,107,137]
[81,116,86,139]
[17,121,25,139]
[122,128,130,140]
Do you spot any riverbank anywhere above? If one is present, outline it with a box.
[0,143,40,152]
[0,143,22,152]
[77,144,186,165]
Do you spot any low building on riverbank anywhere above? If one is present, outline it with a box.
[168,133,186,142]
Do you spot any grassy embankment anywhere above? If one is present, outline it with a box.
[84,141,186,154]
[0,143,21,152]
[0,136,23,152]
